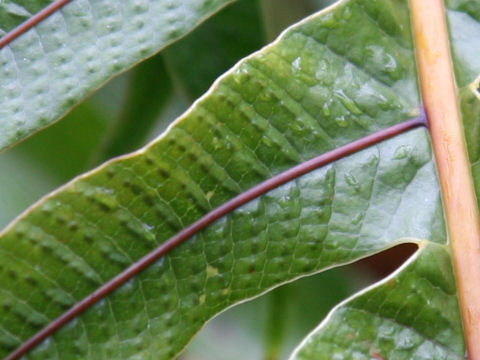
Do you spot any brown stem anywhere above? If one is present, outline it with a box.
[411,0,480,358]
[5,115,426,360]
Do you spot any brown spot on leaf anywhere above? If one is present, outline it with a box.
[372,352,385,360]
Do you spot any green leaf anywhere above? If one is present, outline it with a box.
[0,0,234,151]
[99,0,267,161]
[0,83,114,229]
[0,0,477,358]
[0,1,53,35]
[163,0,265,101]
[446,2,480,209]
[0,128,443,358]
[445,0,480,88]
[184,266,357,359]
[290,243,464,359]
[98,54,173,161]
[291,1,480,357]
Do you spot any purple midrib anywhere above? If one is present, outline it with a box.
[0,0,73,50]
[5,111,428,360]
[0,2,431,358]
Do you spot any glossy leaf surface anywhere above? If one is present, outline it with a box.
[0,0,475,359]
[291,244,464,359]
[289,1,480,357]
[0,0,233,151]
[0,128,444,358]
[446,1,480,210]
[0,0,53,35]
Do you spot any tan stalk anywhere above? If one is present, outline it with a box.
[411,0,480,357]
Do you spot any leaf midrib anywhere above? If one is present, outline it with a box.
[5,114,427,360]
[0,0,462,357]
[0,0,72,50]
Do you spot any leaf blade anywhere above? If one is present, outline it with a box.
[0,0,452,358]
[290,244,464,359]
[0,0,234,151]
[0,129,443,359]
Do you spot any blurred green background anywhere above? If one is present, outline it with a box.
[0,1,384,358]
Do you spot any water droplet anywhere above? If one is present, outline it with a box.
[118,213,156,244]
[352,212,365,225]
[315,60,328,76]
[292,57,302,72]
[142,222,154,232]
[378,323,395,339]
[335,115,349,127]
[344,172,359,189]
[85,187,118,212]
[384,53,399,73]
[343,7,352,19]
[322,101,331,117]
[279,194,292,207]
[366,45,401,80]
[262,135,274,147]
[394,145,412,159]
[395,329,419,349]
[334,89,362,115]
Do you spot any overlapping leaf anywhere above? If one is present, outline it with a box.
[0,0,474,359]
[446,0,480,205]
[287,1,480,357]
[0,0,234,151]
[291,244,464,359]
[0,0,53,35]
[100,0,266,160]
